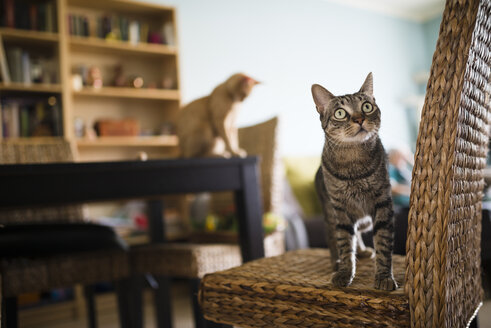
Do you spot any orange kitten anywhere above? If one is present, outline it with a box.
[177,73,259,158]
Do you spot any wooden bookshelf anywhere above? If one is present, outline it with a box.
[76,135,178,147]
[0,0,181,157]
[69,36,177,56]
[0,28,59,43]
[63,0,181,161]
[0,82,62,93]
[73,86,179,100]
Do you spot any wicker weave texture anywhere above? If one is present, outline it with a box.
[0,139,84,224]
[131,231,285,278]
[405,0,490,327]
[200,249,408,328]
[1,251,128,297]
[212,117,282,215]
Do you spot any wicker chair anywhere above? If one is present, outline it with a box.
[0,139,130,328]
[130,117,284,328]
[199,1,490,327]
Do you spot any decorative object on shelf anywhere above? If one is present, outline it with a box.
[137,151,148,161]
[112,64,127,87]
[31,59,43,83]
[177,73,260,158]
[71,74,83,91]
[94,118,140,136]
[87,66,102,89]
[84,125,97,140]
[161,76,174,89]
[128,21,139,45]
[74,117,85,138]
[162,21,175,46]
[131,76,144,88]
[160,122,175,135]
[148,32,162,44]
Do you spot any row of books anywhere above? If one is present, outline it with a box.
[67,14,175,46]
[0,0,56,32]
[0,45,57,84]
[1,96,62,138]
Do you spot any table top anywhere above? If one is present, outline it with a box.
[0,157,260,208]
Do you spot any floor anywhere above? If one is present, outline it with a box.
[19,282,194,328]
[18,281,491,328]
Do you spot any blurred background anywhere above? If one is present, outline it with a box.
[149,0,443,156]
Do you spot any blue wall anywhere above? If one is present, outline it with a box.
[140,0,438,156]
[422,15,442,71]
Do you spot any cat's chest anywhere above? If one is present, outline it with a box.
[328,177,374,199]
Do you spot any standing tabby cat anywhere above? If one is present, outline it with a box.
[177,73,259,158]
[312,73,397,291]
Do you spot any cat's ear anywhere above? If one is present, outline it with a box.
[243,76,260,86]
[359,72,373,95]
[311,84,335,114]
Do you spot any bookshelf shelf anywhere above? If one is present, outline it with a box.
[69,37,177,56]
[76,135,179,147]
[73,87,179,100]
[0,28,59,43]
[67,0,174,14]
[0,83,62,93]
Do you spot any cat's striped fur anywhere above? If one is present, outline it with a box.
[312,73,397,290]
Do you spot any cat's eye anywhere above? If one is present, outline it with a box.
[362,102,374,114]
[333,109,347,120]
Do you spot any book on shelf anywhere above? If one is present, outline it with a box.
[1,95,62,138]
[1,0,56,32]
[3,45,56,84]
[5,46,22,83]
[0,35,10,83]
[68,12,173,46]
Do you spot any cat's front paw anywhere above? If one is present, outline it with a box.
[374,274,398,291]
[331,270,354,287]
[357,247,375,259]
[232,148,247,158]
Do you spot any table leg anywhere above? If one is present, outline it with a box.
[84,285,97,328]
[115,279,132,328]
[148,200,165,243]
[235,163,265,262]
[154,276,173,328]
[2,297,17,328]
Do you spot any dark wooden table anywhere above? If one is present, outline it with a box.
[0,156,265,261]
[0,157,264,328]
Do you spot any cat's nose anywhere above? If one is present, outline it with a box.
[352,117,365,125]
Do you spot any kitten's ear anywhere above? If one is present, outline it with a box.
[359,72,373,95]
[243,76,260,86]
[311,84,335,114]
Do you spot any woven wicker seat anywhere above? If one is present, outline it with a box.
[200,249,408,327]
[0,139,130,328]
[199,0,491,327]
[131,232,284,279]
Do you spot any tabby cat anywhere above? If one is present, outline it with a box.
[177,73,259,158]
[312,73,397,291]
